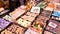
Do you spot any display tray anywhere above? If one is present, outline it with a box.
[44,30,54,34]
[45,19,60,34]
[24,28,40,34]
[0,18,11,32]
[1,23,26,34]
[0,0,60,34]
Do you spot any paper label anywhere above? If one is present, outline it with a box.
[31,7,40,14]
[48,22,57,28]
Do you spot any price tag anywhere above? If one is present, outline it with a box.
[31,7,40,14]
[48,22,57,28]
